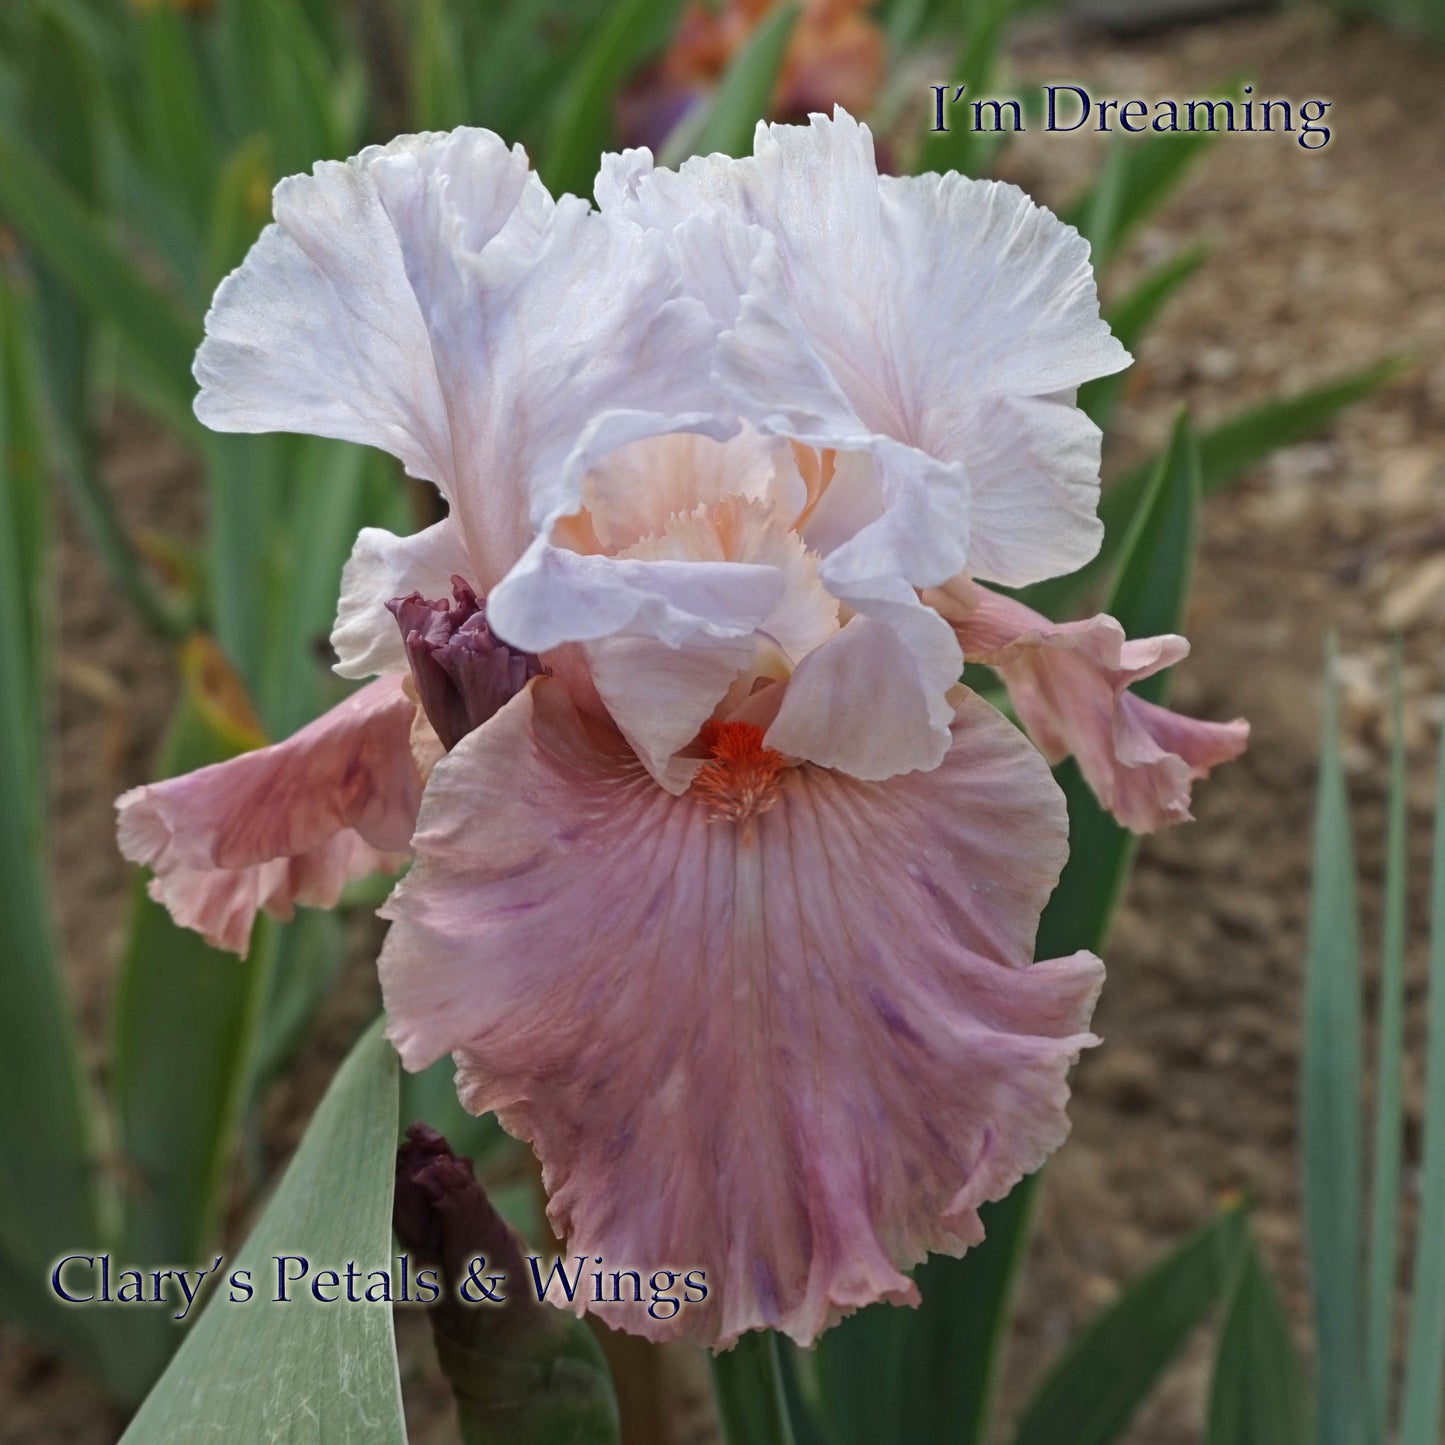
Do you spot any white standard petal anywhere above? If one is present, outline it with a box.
[194,129,538,501]
[595,149,771,330]
[600,110,1130,590]
[198,129,733,595]
[435,204,732,590]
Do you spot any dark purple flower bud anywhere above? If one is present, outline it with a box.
[394,1124,530,1299]
[388,578,546,752]
[394,1125,620,1443]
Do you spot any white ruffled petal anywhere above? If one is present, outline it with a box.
[198,129,733,597]
[765,591,961,780]
[194,129,537,501]
[598,110,1129,592]
[488,541,783,653]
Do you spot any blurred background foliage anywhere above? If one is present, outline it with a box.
[0,0,1437,1441]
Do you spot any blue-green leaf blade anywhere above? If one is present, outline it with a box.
[1301,640,1365,1445]
[711,1332,798,1445]
[1104,409,1199,702]
[0,130,200,434]
[0,268,103,1364]
[134,4,217,227]
[1194,356,1406,499]
[1366,646,1408,1440]
[913,0,1014,179]
[1400,672,1445,1444]
[1080,244,1209,432]
[120,1022,405,1443]
[109,644,281,1395]
[538,0,686,199]
[813,1176,1038,1445]
[411,0,471,132]
[1063,127,1216,272]
[1023,358,1401,621]
[1041,411,1199,953]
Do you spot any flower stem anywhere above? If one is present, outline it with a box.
[709,1331,797,1445]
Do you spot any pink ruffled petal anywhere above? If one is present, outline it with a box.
[1111,692,1253,834]
[940,580,1248,832]
[143,832,409,956]
[117,676,423,954]
[379,679,1101,1347]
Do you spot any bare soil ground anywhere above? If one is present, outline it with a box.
[4,9,1443,1442]
[998,10,1445,1439]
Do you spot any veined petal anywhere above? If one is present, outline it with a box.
[598,110,1129,590]
[941,580,1249,831]
[949,392,1105,589]
[379,680,1100,1347]
[332,519,475,680]
[117,676,423,954]
[1112,692,1252,835]
[426,193,729,589]
[584,632,750,791]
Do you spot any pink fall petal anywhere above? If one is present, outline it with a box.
[116,676,424,954]
[134,832,409,958]
[941,581,1249,832]
[378,678,1103,1347]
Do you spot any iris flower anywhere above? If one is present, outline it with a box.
[117,112,1246,1346]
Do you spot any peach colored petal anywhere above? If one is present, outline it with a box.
[378,679,1101,1347]
[581,429,789,554]
[941,580,1248,832]
[117,676,423,954]
[580,493,840,787]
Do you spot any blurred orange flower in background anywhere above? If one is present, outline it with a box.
[620,0,885,151]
